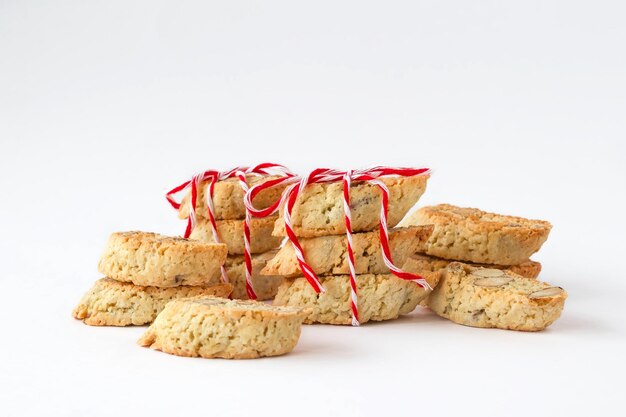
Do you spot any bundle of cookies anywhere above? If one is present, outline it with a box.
[72,164,568,360]
[264,173,437,324]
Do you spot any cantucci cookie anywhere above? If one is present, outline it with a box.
[98,231,227,287]
[262,226,433,278]
[138,297,307,359]
[225,252,284,300]
[272,271,438,325]
[428,262,566,331]
[72,278,232,326]
[401,204,552,265]
[273,174,429,237]
[407,253,542,280]
[178,175,286,220]
[189,216,282,255]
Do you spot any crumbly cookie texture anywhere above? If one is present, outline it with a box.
[273,174,429,237]
[178,175,286,221]
[262,226,433,278]
[225,252,284,300]
[407,253,542,280]
[427,262,566,331]
[272,270,439,325]
[138,296,307,359]
[400,204,552,265]
[189,216,282,255]
[72,278,232,326]
[98,231,227,287]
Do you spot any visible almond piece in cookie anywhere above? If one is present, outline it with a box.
[262,226,433,277]
[138,296,307,359]
[427,262,567,331]
[400,204,552,265]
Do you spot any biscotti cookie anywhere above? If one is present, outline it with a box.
[98,232,227,287]
[273,174,429,237]
[189,216,282,255]
[272,271,439,325]
[225,252,284,300]
[407,253,542,280]
[400,204,552,265]
[178,175,286,220]
[262,226,433,278]
[138,296,307,359]
[72,278,232,326]
[428,262,566,331]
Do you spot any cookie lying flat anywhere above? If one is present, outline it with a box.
[178,175,286,221]
[272,271,439,325]
[72,278,232,326]
[401,204,552,265]
[407,253,542,280]
[262,226,433,278]
[138,297,306,359]
[98,232,227,287]
[428,262,566,331]
[189,216,282,255]
[273,174,429,238]
[225,252,284,300]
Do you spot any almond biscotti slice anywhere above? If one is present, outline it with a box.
[428,262,566,331]
[272,271,439,325]
[72,278,232,326]
[262,226,433,278]
[400,204,552,265]
[98,232,227,287]
[178,175,287,220]
[225,251,284,300]
[407,253,542,280]
[273,174,429,238]
[138,297,307,359]
[189,216,283,255]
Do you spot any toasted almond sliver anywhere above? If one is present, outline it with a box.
[528,287,564,299]
[473,268,505,278]
[474,276,513,287]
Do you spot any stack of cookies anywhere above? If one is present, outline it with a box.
[178,175,286,300]
[73,232,232,326]
[265,174,439,324]
[400,204,566,331]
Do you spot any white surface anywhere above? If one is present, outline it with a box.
[1,1,625,416]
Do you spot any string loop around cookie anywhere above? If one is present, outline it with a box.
[165,163,295,299]
[243,166,432,326]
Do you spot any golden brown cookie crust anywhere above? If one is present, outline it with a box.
[138,297,306,359]
[427,262,566,331]
[273,174,429,237]
[262,226,433,277]
[72,278,232,326]
[98,231,227,287]
[272,270,438,325]
[178,175,287,220]
[189,216,283,255]
[401,204,552,265]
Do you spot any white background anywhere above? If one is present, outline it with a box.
[1,1,625,416]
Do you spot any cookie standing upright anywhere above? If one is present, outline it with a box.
[98,231,228,287]
[138,296,307,359]
[401,204,552,265]
[428,262,566,331]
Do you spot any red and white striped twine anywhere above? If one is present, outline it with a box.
[165,163,295,299]
[244,166,432,326]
